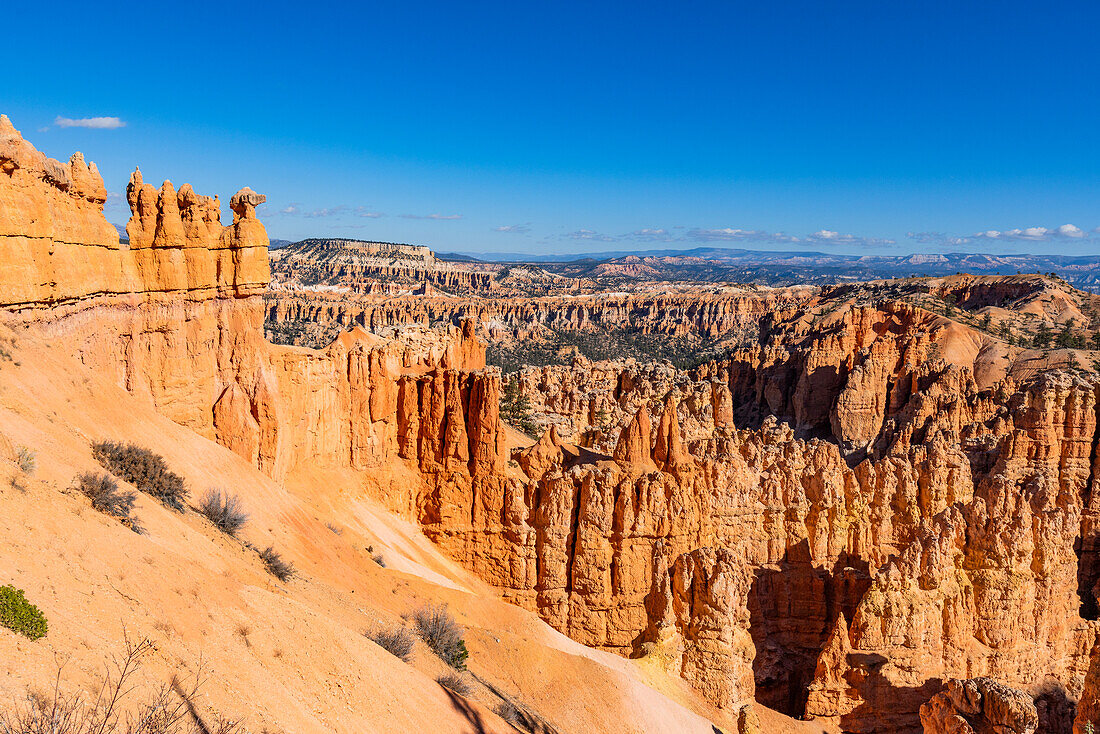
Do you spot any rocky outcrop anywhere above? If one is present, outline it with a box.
[0,120,502,515]
[264,287,810,348]
[271,237,493,293]
[920,678,1038,734]
[646,547,757,710]
[419,297,1100,732]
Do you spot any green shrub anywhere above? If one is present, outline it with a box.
[499,380,538,436]
[414,604,469,670]
[91,441,187,511]
[0,585,47,640]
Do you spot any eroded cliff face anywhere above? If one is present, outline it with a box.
[0,119,502,513]
[417,298,1100,732]
[6,118,1099,734]
[920,678,1039,734]
[266,287,810,345]
[271,237,494,293]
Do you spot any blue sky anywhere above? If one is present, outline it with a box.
[4,1,1098,255]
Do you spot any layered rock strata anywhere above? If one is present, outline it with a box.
[420,299,1100,732]
[0,119,502,510]
[6,118,1100,734]
[265,287,810,345]
[271,237,493,293]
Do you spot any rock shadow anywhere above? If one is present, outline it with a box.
[748,539,871,718]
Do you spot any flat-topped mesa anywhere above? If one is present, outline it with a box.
[270,237,494,294]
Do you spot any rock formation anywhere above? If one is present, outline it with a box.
[920,678,1038,734]
[5,117,1100,734]
[271,237,494,293]
[264,286,808,349]
[0,119,502,516]
[415,297,1100,731]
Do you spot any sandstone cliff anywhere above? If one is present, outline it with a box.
[6,117,1100,734]
[416,297,1100,732]
[0,118,502,509]
[271,237,494,293]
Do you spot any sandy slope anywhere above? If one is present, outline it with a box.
[0,326,827,733]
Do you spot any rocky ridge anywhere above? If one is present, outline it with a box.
[5,118,1100,733]
[0,117,502,510]
[271,237,494,293]
[418,297,1100,732]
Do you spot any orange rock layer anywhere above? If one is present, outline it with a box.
[0,118,501,510]
[5,118,1100,734]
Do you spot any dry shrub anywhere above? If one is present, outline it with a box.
[436,672,471,697]
[15,447,36,475]
[77,472,136,517]
[414,605,468,670]
[258,547,294,582]
[368,627,414,662]
[0,636,246,733]
[91,441,187,511]
[198,490,249,537]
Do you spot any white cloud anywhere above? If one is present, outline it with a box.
[971,224,1090,242]
[493,223,531,233]
[304,206,348,218]
[628,228,676,242]
[54,115,126,129]
[277,204,384,218]
[1056,224,1086,238]
[684,227,889,248]
[563,229,618,242]
[805,230,895,247]
[686,228,798,243]
[400,213,462,220]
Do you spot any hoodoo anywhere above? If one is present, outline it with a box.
[3,109,1100,734]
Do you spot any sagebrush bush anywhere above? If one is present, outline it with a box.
[369,626,414,662]
[436,672,471,697]
[0,636,246,733]
[15,446,35,475]
[76,472,136,518]
[91,441,187,511]
[259,546,295,582]
[414,605,468,670]
[493,701,521,726]
[0,585,47,640]
[198,490,249,537]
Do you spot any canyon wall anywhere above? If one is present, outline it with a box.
[6,117,1100,733]
[421,299,1100,732]
[266,287,811,345]
[271,237,494,293]
[0,118,502,508]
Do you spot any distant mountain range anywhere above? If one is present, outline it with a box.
[438,247,1100,291]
